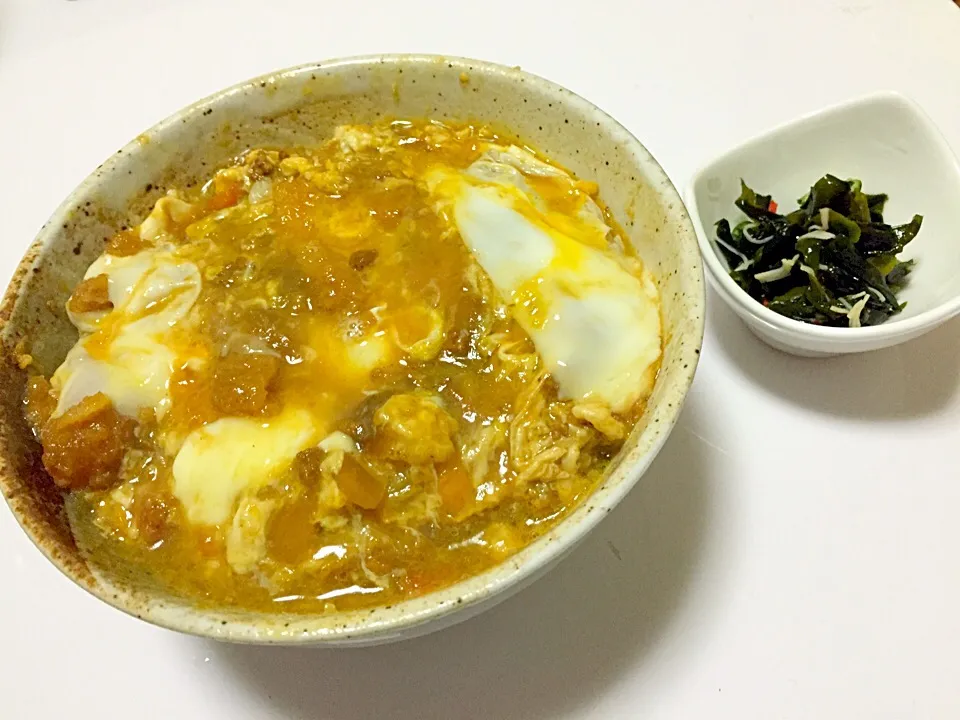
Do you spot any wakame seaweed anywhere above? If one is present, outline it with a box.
[714,175,921,327]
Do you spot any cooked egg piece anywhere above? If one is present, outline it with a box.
[139,192,195,242]
[172,407,321,526]
[465,145,611,249]
[427,156,660,413]
[226,495,276,574]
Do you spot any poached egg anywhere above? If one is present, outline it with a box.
[427,146,661,413]
[52,246,202,418]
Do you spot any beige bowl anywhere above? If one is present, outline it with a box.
[0,55,704,646]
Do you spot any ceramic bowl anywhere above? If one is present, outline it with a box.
[687,91,960,357]
[0,55,704,645]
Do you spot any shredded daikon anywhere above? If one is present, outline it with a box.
[798,229,836,241]
[754,254,800,283]
[848,295,869,328]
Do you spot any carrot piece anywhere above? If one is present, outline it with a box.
[206,176,244,211]
[437,463,474,515]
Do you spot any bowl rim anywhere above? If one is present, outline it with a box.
[685,90,960,343]
[1,53,705,644]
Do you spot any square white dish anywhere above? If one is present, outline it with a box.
[687,91,960,356]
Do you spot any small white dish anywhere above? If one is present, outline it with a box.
[687,91,960,357]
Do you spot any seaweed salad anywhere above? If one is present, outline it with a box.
[714,175,922,327]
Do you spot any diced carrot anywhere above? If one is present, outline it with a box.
[768,200,778,213]
[437,462,474,515]
[267,494,318,564]
[196,530,224,559]
[206,176,245,211]
[403,568,440,594]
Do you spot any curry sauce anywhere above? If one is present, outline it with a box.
[23,120,661,613]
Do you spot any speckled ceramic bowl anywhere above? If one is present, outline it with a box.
[0,55,704,646]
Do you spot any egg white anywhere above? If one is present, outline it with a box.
[52,246,202,418]
[427,147,661,412]
[172,407,321,526]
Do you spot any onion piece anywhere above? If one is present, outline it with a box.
[249,178,272,204]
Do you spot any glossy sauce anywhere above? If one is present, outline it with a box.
[25,120,657,613]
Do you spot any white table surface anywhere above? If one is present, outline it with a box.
[2,0,959,717]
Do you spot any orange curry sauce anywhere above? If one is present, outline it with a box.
[23,120,651,613]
